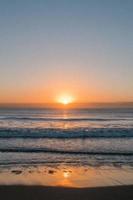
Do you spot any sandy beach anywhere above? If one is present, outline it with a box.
[0,185,133,200]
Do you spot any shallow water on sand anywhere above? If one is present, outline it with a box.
[0,165,133,187]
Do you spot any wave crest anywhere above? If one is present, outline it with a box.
[0,127,133,138]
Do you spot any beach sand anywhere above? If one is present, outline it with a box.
[0,185,133,200]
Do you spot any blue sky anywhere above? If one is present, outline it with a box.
[0,0,133,103]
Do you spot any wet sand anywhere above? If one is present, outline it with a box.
[0,185,133,200]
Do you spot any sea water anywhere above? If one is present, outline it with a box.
[0,106,133,169]
[0,106,133,187]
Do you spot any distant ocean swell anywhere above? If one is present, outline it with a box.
[0,147,133,155]
[0,127,133,138]
[0,116,131,121]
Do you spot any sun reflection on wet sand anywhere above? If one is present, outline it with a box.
[63,171,71,178]
[55,170,73,187]
[0,165,133,187]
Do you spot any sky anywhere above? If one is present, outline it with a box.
[0,0,133,103]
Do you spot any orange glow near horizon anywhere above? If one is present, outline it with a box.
[57,94,75,105]
[0,88,132,105]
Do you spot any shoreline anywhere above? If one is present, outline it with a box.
[0,165,133,187]
[0,185,133,200]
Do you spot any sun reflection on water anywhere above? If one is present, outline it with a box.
[0,165,132,188]
[63,171,71,178]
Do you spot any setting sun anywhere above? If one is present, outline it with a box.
[57,95,74,105]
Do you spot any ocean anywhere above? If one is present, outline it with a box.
[0,106,133,169]
[0,105,133,187]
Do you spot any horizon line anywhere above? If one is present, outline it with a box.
[0,102,133,109]
[0,101,133,104]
